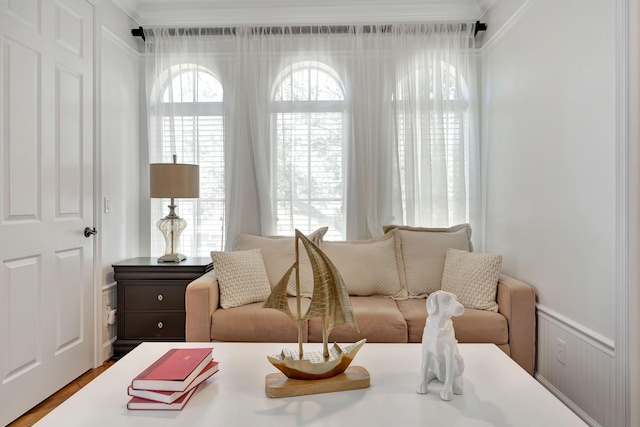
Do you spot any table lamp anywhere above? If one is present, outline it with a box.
[150,155,199,263]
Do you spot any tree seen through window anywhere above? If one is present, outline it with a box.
[271,62,346,240]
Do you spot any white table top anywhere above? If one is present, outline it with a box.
[34,342,586,427]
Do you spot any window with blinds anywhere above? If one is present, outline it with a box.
[156,67,226,255]
[271,62,346,240]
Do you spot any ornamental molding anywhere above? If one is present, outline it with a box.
[112,0,496,26]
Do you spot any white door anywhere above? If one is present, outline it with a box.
[0,0,95,424]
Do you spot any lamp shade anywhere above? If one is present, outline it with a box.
[150,163,200,199]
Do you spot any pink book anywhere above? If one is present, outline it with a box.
[131,347,213,392]
[128,360,219,403]
[127,384,199,410]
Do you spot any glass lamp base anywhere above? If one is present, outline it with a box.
[156,210,187,263]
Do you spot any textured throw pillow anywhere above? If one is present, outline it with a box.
[321,229,407,298]
[383,224,472,297]
[210,249,272,309]
[234,227,328,296]
[441,248,502,312]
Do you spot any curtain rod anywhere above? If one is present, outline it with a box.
[131,21,487,41]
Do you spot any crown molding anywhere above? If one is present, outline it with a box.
[111,0,496,26]
[111,0,143,22]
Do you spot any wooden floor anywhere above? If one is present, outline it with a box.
[8,360,116,427]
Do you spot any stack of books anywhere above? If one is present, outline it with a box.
[126,347,219,410]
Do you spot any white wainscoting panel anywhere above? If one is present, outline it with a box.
[101,283,117,361]
[536,305,616,427]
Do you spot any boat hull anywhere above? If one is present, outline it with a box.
[267,339,367,380]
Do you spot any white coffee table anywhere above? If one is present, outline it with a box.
[34,342,586,426]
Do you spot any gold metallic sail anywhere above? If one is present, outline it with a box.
[296,230,359,334]
[262,230,358,333]
[262,264,296,322]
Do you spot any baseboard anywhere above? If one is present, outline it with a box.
[102,336,117,362]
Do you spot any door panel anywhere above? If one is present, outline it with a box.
[4,37,40,220]
[0,0,94,425]
[55,248,83,351]
[3,257,40,376]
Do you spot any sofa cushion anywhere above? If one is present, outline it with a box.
[441,248,502,312]
[396,298,508,345]
[210,249,272,309]
[383,223,472,297]
[308,296,408,343]
[321,229,407,298]
[235,227,328,296]
[211,297,311,342]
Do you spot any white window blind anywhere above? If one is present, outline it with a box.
[271,62,346,240]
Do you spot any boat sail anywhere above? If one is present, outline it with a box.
[262,229,366,380]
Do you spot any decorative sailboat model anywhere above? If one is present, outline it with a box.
[263,230,368,389]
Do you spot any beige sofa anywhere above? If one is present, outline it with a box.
[185,224,536,374]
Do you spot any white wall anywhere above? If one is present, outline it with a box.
[98,0,141,360]
[482,0,618,425]
[627,0,640,424]
[483,0,616,338]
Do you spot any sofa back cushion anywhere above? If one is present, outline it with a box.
[234,227,327,296]
[321,229,407,298]
[383,223,472,297]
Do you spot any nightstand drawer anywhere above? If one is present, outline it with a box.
[123,284,186,310]
[123,313,185,339]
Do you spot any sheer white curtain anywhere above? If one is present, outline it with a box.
[346,24,479,238]
[145,24,480,254]
[145,28,241,255]
[390,24,479,230]
[346,26,399,239]
[234,28,348,241]
[231,24,479,241]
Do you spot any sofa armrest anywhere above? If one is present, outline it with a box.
[496,273,536,375]
[185,270,219,342]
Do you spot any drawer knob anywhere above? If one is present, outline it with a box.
[157,321,164,329]
[157,294,164,302]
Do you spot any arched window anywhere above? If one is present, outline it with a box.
[153,65,226,255]
[271,61,346,239]
[395,60,470,227]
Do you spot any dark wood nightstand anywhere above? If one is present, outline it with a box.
[112,257,213,358]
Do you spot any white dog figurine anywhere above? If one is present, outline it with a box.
[416,290,465,401]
